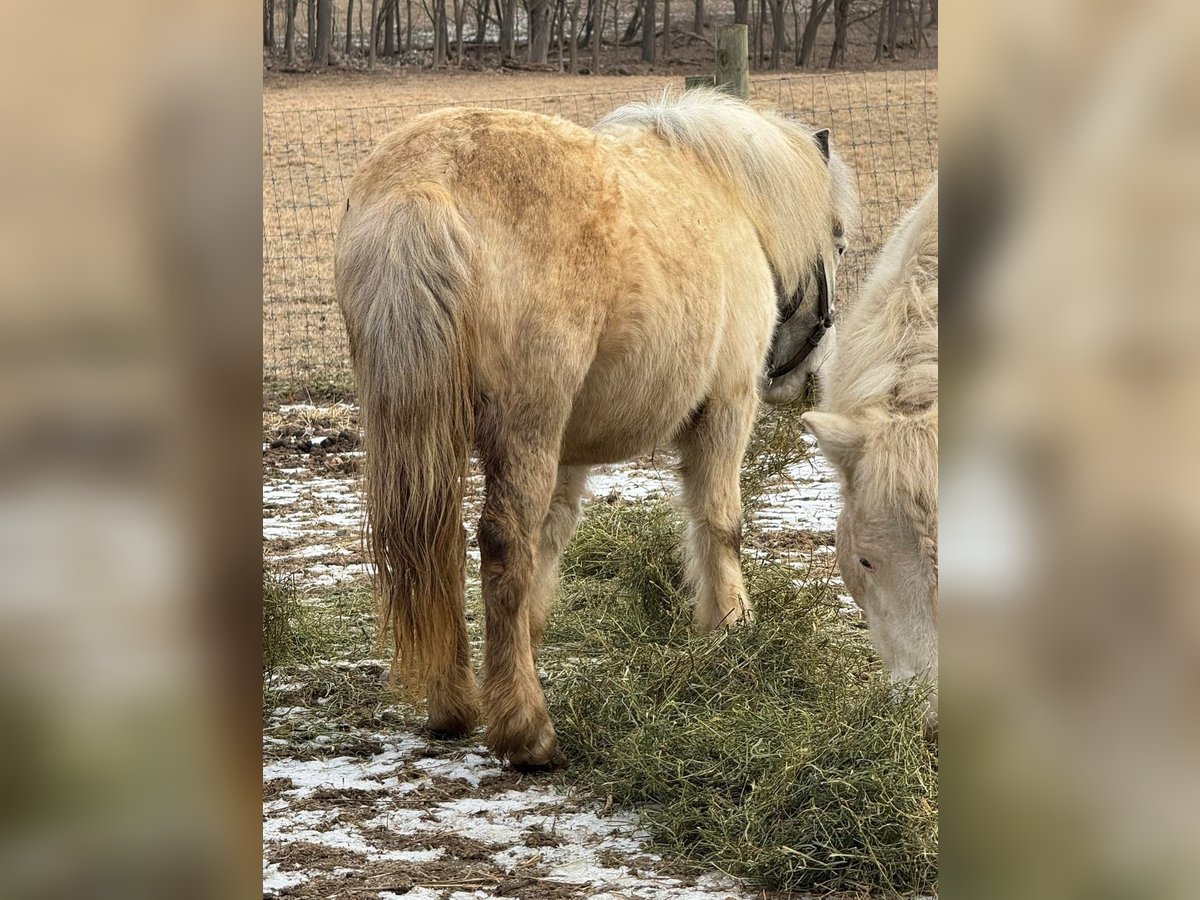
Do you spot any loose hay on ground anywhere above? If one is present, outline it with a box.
[544,494,938,895]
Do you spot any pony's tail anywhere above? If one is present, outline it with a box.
[335,185,474,694]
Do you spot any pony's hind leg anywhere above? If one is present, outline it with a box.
[424,595,479,738]
[476,406,571,770]
[529,464,590,649]
[676,390,758,632]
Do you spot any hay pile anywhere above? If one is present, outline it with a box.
[544,411,938,895]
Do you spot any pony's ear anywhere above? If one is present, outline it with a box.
[813,128,831,163]
[801,411,863,472]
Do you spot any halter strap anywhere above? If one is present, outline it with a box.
[767,259,833,381]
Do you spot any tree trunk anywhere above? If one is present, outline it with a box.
[591,0,602,70]
[433,0,447,66]
[640,0,655,62]
[501,0,516,58]
[475,0,488,59]
[285,0,298,63]
[345,0,355,56]
[529,0,553,63]
[384,0,396,54]
[308,0,317,58]
[755,0,765,69]
[315,0,333,64]
[694,0,703,34]
[661,0,670,59]
[766,0,783,69]
[873,0,885,61]
[264,0,274,49]
[928,0,936,26]
[798,0,830,67]
[405,0,413,52]
[732,0,749,26]
[453,0,465,64]
[886,0,899,59]
[828,0,848,67]
[623,4,642,43]
[555,0,565,68]
[569,0,580,71]
[369,0,380,64]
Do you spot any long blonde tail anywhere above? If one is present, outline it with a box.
[334,185,474,697]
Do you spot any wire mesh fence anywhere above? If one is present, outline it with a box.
[263,68,937,394]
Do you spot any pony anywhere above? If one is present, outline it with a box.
[335,89,859,768]
[802,179,939,730]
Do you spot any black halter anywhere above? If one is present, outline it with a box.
[767,259,833,381]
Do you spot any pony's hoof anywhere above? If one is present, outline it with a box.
[509,744,568,772]
[487,719,564,770]
[693,601,753,633]
[426,697,479,739]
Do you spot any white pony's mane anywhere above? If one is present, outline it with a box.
[596,89,859,293]
[824,180,938,526]
[828,180,938,418]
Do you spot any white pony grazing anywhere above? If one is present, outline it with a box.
[802,180,938,730]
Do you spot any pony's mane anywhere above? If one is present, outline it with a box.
[596,89,859,293]
[827,180,938,418]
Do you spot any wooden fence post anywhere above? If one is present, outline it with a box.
[714,24,749,100]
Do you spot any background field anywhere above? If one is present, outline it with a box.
[263,67,937,396]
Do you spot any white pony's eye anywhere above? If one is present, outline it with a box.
[859,557,874,570]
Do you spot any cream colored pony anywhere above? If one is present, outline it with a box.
[335,89,858,769]
[803,179,939,729]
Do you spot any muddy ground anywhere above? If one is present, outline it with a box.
[263,401,851,898]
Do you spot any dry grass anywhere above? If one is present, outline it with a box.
[263,68,938,396]
[545,500,937,895]
[263,402,937,893]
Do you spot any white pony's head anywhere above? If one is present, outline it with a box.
[804,408,938,729]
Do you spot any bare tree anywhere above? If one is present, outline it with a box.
[694,0,703,34]
[315,0,333,64]
[661,0,670,59]
[384,0,396,54]
[797,0,831,67]
[828,0,848,67]
[568,0,581,71]
[264,0,276,49]
[733,0,749,26]
[473,0,489,59]
[433,0,448,66]
[530,0,554,62]
[591,0,603,71]
[345,0,355,56]
[453,0,466,64]
[765,0,784,68]
[501,0,516,58]
[369,0,380,65]
[284,0,299,65]
[308,0,317,58]
[641,0,655,62]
